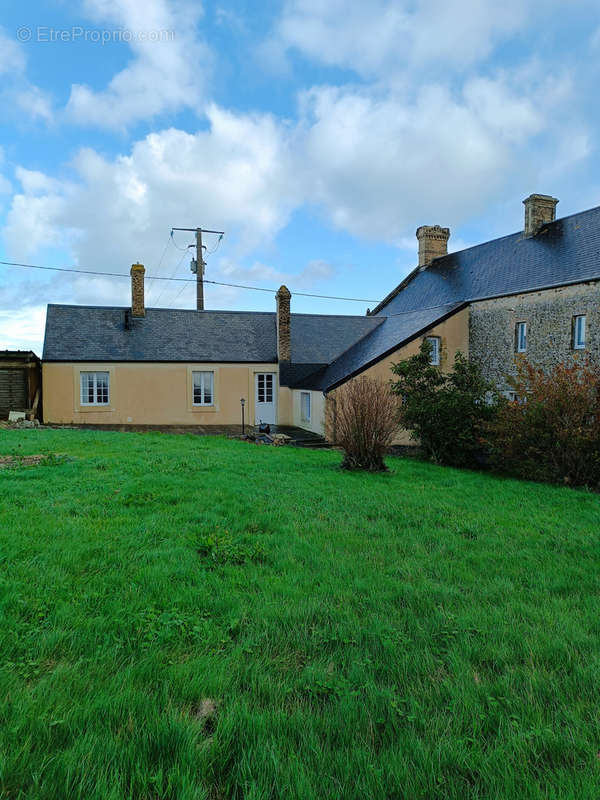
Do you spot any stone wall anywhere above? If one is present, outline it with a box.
[469,282,600,391]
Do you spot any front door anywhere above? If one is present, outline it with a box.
[255,372,276,425]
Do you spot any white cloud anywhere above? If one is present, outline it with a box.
[15,86,54,122]
[271,0,531,78]
[1,104,298,316]
[0,28,26,75]
[0,306,47,351]
[296,73,548,240]
[0,27,54,124]
[65,0,211,128]
[0,147,11,195]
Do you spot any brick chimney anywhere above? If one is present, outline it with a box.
[276,285,291,362]
[523,194,559,237]
[130,262,145,317]
[416,225,450,269]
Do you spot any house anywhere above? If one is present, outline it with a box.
[42,194,600,435]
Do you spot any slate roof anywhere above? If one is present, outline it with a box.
[315,302,465,391]
[372,204,600,317]
[43,204,600,391]
[306,204,600,391]
[42,305,380,364]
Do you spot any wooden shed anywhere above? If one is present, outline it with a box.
[0,351,42,420]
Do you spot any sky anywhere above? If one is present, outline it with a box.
[1,0,599,354]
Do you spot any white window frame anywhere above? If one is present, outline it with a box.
[573,315,586,350]
[256,373,274,404]
[300,391,311,422]
[426,336,440,366]
[192,371,214,406]
[80,371,110,406]
[516,322,527,353]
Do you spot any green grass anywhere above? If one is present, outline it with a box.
[1,429,600,800]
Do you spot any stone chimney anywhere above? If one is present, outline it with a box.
[130,262,145,317]
[416,225,450,269]
[523,194,559,237]
[276,285,291,362]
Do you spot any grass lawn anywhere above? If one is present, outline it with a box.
[1,429,600,799]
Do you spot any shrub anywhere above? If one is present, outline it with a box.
[489,359,600,487]
[390,342,498,467]
[325,376,399,471]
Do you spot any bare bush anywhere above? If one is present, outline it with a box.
[325,376,399,471]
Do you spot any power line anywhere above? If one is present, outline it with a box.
[145,234,174,306]
[0,259,382,303]
[152,248,190,307]
[169,230,192,252]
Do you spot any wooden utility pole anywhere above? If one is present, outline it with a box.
[196,227,204,311]
[171,227,224,311]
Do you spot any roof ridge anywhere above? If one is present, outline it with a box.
[47,304,276,315]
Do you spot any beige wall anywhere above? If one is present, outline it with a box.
[325,306,470,444]
[292,389,326,435]
[43,362,291,426]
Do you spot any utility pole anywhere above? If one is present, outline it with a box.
[195,228,204,311]
[171,227,224,311]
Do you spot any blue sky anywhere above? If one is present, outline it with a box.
[1,0,599,352]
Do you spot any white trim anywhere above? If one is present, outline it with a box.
[192,370,214,406]
[300,391,311,422]
[80,371,110,405]
[425,336,440,365]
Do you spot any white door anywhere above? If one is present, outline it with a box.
[255,372,276,425]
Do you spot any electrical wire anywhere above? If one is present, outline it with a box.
[152,249,190,307]
[145,234,174,306]
[0,259,383,303]
[205,233,223,256]
[169,230,193,252]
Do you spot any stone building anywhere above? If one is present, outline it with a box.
[42,194,600,436]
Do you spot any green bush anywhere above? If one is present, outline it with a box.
[391,342,497,467]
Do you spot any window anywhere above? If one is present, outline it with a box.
[573,315,586,349]
[80,371,110,405]
[516,322,527,353]
[301,391,311,422]
[257,373,273,403]
[425,336,440,366]
[193,371,214,405]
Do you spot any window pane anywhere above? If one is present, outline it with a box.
[96,373,109,404]
[203,372,213,404]
[193,371,213,404]
[193,372,202,404]
[301,392,310,420]
[81,372,109,405]
[575,316,586,348]
[426,337,440,365]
